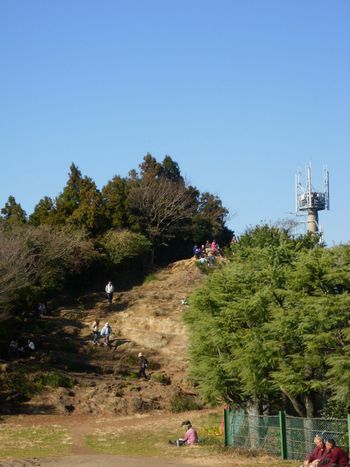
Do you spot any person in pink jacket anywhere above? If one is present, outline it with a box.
[169,420,199,447]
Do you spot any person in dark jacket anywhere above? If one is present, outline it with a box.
[319,438,349,467]
[137,352,148,380]
[302,435,325,466]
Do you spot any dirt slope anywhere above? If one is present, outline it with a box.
[5,258,206,416]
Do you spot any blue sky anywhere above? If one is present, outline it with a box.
[1,0,349,244]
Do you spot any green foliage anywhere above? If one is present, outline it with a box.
[169,392,203,412]
[35,372,74,389]
[101,175,130,229]
[1,195,27,224]
[100,229,151,266]
[151,372,171,385]
[185,225,350,416]
[29,196,55,226]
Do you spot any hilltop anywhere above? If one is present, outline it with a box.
[1,258,207,416]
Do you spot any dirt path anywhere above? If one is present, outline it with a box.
[37,454,227,466]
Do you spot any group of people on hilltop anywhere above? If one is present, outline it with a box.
[302,435,349,467]
[193,240,222,266]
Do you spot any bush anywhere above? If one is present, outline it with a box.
[169,392,203,412]
[35,371,74,389]
[151,372,171,385]
[100,230,151,267]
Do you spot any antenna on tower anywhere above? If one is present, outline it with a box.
[295,164,330,235]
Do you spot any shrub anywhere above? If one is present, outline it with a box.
[151,372,171,385]
[35,371,74,389]
[100,230,151,267]
[169,392,203,412]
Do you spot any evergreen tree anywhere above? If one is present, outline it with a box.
[102,176,130,230]
[1,196,27,224]
[29,196,55,226]
[185,226,350,415]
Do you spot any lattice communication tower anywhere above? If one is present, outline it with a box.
[295,165,329,234]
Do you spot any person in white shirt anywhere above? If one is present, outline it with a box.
[105,281,114,304]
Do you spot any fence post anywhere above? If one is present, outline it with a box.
[224,408,231,447]
[348,414,350,453]
[279,410,288,459]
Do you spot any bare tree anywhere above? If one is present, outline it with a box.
[128,177,196,261]
[0,224,94,308]
[0,225,38,306]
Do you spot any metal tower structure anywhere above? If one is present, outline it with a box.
[295,164,330,234]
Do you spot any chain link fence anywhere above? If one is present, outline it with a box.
[224,409,349,461]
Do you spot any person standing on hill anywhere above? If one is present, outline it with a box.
[105,281,114,304]
[137,352,148,380]
[91,319,100,344]
[100,322,112,346]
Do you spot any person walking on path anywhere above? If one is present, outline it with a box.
[100,322,112,346]
[105,281,114,304]
[137,352,148,380]
[91,319,100,345]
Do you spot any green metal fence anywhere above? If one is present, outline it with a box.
[224,408,349,461]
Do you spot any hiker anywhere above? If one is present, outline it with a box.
[193,245,202,259]
[105,281,114,304]
[100,322,112,346]
[27,339,35,353]
[301,435,325,467]
[137,352,148,380]
[231,232,238,244]
[318,438,349,467]
[8,339,18,356]
[38,303,47,316]
[91,319,100,344]
[169,420,198,447]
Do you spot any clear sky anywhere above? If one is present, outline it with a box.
[1,0,349,245]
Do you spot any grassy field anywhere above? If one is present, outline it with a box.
[0,411,299,466]
[0,425,72,458]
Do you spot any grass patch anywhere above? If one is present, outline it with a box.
[85,411,224,458]
[35,371,74,389]
[143,273,158,284]
[0,425,72,458]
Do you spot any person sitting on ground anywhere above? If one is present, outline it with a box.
[100,322,112,346]
[318,438,349,467]
[169,420,199,446]
[38,302,47,317]
[137,352,148,380]
[91,319,100,344]
[8,339,18,356]
[301,435,325,467]
[105,281,115,305]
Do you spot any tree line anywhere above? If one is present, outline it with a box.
[0,154,232,314]
[184,225,350,417]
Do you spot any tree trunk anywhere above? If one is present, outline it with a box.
[247,399,261,449]
[281,389,305,417]
[304,394,315,418]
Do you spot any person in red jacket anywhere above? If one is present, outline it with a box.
[319,438,349,467]
[302,435,325,466]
